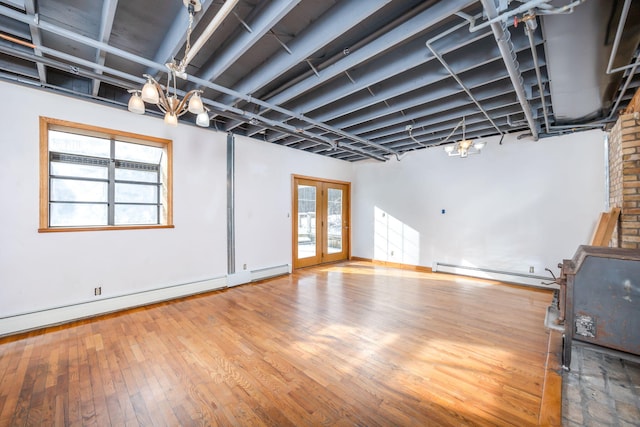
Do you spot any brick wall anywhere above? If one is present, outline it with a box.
[609,118,623,246]
[609,112,640,249]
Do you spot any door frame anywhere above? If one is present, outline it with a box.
[291,174,351,269]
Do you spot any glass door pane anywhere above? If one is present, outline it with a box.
[297,184,317,259]
[327,188,343,254]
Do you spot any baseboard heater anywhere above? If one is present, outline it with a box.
[0,276,226,337]
[433,262,558,289]
[227,264,291,287]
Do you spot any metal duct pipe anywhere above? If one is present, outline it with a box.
[480,0,539,140]
[0,4,394,158]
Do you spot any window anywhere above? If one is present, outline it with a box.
[39,117,173,232]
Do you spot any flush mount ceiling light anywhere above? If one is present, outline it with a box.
[128,0,208,127]
[443,117,485,158]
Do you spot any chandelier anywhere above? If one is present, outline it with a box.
[443,117,485,157]
[127,0,209,127]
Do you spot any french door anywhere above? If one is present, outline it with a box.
[293,176,350,269]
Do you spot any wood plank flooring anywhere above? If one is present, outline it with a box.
[0,261,561,426]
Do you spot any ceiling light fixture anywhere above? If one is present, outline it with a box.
[443,117,485,158]
[128,0,208,127]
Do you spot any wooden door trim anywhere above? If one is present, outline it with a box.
[291,175,351,270]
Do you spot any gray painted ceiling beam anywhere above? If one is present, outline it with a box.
[369,97,526,145]
[399,117,531,148]
[231,3,486,133]
[23,0,45,84]
[0,15,30,40]
[266,0,477,107]
[250,30,494,130]
[197,0,301,83]
[323,51,539,132]
[363,77,548,142]
[267,62,535,145]
[147,0,215,76]
[92,0,118,96]
[216,0,393,106]
[242,28,494,137]
[261,30,541,141]
[0,4,392,156]
[344,70,541,135]
[292,68,542,147]
[378,98,548,147]
[0,58,39,80]
[307,39,543,126]
[366,88,550,143]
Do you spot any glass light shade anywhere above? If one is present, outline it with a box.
[188,92,205,114]
[444,145,454,154]
[459,139,473,150]
[474,140,486,150]
[127,93,145,114]
[164,112,178,126]
[141,79,160,104]
[196,111,210,127]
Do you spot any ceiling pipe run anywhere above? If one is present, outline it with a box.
[181,0,241,68]
[606,0,637,75]
[425,17,504,137]
[0,34,382,162]
[0,4,393,159]
[480,0,539,140]
[524,19,550,133]
[469,0,552,32]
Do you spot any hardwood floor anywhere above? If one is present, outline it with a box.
[0,261,561,426]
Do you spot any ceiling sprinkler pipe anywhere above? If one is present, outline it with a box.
[606,0,635,75]
[469,0,552,32]
[182,0,241,68]
[480,0,539,140]
[535,0,586,15]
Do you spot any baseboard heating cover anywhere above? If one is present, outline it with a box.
[0,276,227,337]
[433,262,558,289]
[227,264,291,287]
[251,264,291,281]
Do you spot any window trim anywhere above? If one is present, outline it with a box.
[39,116,174,232]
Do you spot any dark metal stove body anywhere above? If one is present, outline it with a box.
[561,246,640,368]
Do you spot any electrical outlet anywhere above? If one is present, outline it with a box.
[94,286,102,296]
[529,266,534,274]
[243,263,247,270]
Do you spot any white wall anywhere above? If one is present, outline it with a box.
[0,81,227,318]
[0,78,608,325]
[234,135,353,273]
[0,81,355,327]
[351,130,606,277]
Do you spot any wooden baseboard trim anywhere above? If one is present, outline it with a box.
[538,329,564,426]
[0,276,227,338]
[350,257,432,273]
